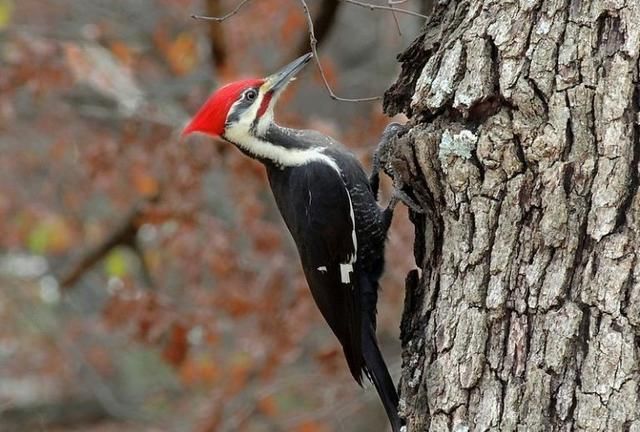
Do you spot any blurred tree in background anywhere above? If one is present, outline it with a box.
[0,1,424,430]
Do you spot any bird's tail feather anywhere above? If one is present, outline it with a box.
[362,321,403,432]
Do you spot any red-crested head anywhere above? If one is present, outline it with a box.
[183,53,312,141]
[182,78,264,137]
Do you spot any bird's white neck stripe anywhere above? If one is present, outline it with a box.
[224,128,340,171]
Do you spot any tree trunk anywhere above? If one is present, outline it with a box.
[383,0,640,430]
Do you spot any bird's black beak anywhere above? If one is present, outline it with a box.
[264,53,313,93]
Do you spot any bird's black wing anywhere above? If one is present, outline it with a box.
[268,161,365,383]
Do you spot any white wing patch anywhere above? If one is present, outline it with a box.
[340,263,353,283]
[342,187,358,287]
[313,168,357,286]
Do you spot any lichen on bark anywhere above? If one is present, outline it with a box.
[384,0,640,430]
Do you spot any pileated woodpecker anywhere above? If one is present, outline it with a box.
[184,53,404,431]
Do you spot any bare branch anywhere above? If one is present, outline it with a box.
[298,0,382,102]
[0,399,110,432]
[205,0,228,69]
[293,0,341,58]
[340,0,429,19]
[192,0,253,22]
[192,0,386,102]
[58,195,158,290]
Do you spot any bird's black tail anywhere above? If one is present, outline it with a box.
[362,320,403,432]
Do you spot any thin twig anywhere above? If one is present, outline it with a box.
[293,0,341,58]
[298,0,382,102]
[192,0,385,102]
[340,0,429,19]
[191,0,252,22]
[205,0,228,69]
[389,0,402,36]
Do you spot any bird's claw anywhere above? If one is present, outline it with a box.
[382,183,424,230]
[391,189,424,214]
[370,122,409,197]
[373,122,423,231]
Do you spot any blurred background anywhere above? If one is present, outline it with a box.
[0,1,428,430]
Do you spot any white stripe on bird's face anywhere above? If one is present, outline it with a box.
[226,80,282,138]
[254,79,292,136]
[224,85,266,137]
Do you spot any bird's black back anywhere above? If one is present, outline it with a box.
[264,125,388,319]
[261,125,401,431]
[267,159,366,381]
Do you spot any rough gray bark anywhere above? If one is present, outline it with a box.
[383,0,640,430]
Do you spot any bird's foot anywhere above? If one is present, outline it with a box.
[382,187,424,230]
[380,122,408,142]
[385,188,425,214]
[370,122,409,196]
[390,188,424,214]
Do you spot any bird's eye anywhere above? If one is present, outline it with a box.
[245,89,257,101]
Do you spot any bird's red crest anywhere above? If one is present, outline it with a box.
[183,78,264,137]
